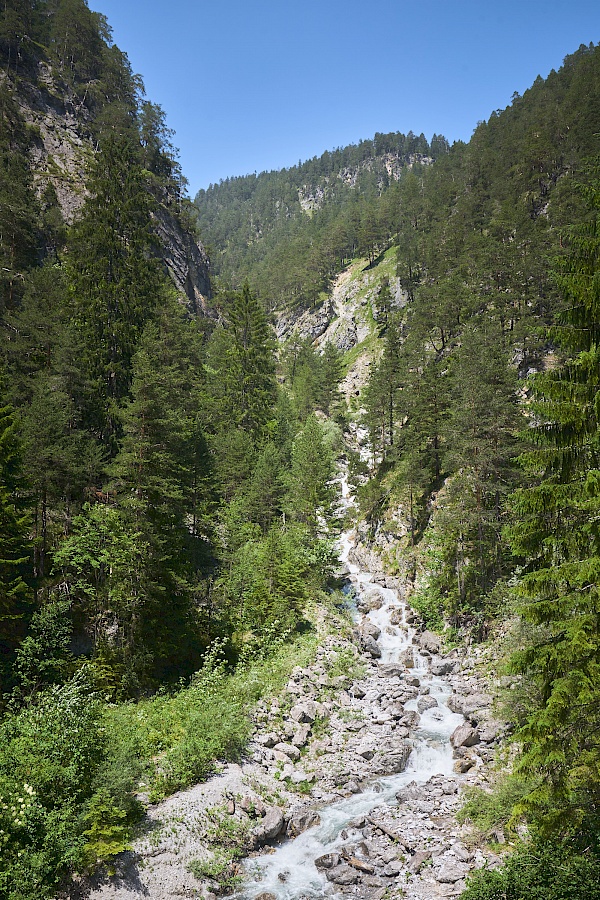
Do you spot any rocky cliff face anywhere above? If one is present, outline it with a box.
[8,62,212,315]
[298,152,433,213]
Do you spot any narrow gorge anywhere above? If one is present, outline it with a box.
[81,464,504,900]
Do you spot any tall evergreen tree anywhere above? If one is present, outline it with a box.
[507,166,600,827]
[0,381,32,688]
[67,132,168,451]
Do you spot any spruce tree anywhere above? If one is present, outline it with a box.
[0,382,32,687]
[507,166,600,827]
[67,132,167,451]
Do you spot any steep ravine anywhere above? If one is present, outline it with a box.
[80,477,503,900]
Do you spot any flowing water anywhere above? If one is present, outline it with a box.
[236,476,463,899]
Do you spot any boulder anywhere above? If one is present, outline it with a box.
[447,694,464,714]
[252,807,285,845]
[361,622,382,640]
[290,769,314,784]
[273,742,301,761]
[291,724,311,747]
[453,843,474,862]
[409,849,432,873]
[256,732,280,748]
[479,719,503,743]
[326,864,359,885]
[401,648,415,668]
[431,659,456,676]
[377,662,405,677]
[419,630,441,653]
[357,745,375,760]
[362,635,382,658]
[436,860,470,883]
[347,857,375,875]
[461,693,492,715]
[315,852,340,869]
[383,860,402,876]
[290,700,318,723]
[450,724,480,749]
[400,710,420,728]
[417,695,439,713]
[396,780,423,801]
[286,809,320,837]
[377,742,411,773]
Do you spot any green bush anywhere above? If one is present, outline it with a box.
[0,672,105,898]
[105,631,318,801]
[457,775,532,839]
[461,836,600,900]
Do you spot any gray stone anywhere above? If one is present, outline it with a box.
[361,622,382,640]
[431,659,456,675]
[409,849,432,872]
[461,693,492,715]
[377,661,405,677]
[419,630,441,653]
[479,719,503,743]
[453,843,474,862]
[357,745,375,760]
[377,742,411,774]
[383,860,402,876]
[450,723,480,749]
[252,807,285,845]
[273,742,301,761]
[436,860,470,883]
[256,732,280,748]
[290,700,318,723]
[396,780,422,801]
[447,694,464,714]
[401,648,415,668]
[400,710,420,728]
[417,695,439,713]
[291,724,311,747]
[326,864,359,885]
[315,852,340,869]
[286,810,320,837]
[362,635,382,658]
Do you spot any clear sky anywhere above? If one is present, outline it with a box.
[88,0,600,197]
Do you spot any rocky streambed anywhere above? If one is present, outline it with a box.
[81,522,505,900]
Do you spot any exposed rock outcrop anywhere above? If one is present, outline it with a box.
[8,63,212,317]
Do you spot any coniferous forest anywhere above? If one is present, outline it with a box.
[2,2,600,898]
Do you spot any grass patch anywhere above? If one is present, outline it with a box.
[457,774,531,843]
[104,632,319,802]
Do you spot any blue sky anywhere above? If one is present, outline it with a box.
[89,0,600,197]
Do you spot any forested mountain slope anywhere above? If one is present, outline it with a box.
[0,1,211,312]
[194,131,450,308]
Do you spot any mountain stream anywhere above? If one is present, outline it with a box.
[235,479,465,900]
